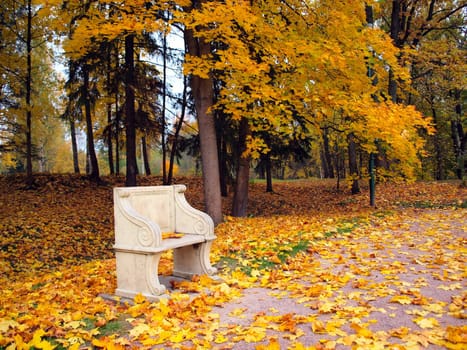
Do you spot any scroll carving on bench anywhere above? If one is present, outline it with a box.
[113,185,217,301]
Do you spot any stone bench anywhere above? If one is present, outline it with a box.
[113,185,217,301]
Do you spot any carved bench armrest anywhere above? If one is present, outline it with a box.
[173,185,216,239]
[114,189,162,249]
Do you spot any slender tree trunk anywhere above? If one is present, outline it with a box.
[106,46,114,175]
[265,153,273,193]
[232,118,250,217]
[431,107,444,180]
[83,66,100,183]
[219,135,229,197]
[348,133,360,194]
[141,134,151,175]
[185,26,223,225]
[168,76,188,185]
[125,34,138,186]
[107,102,114,175]
[115,92,120,175]
[161,32,168,184]
[451,90,466,180]
[25,0,33,187]
[70,118,80,173]
[388,0,402,102]
[322,129,334,178]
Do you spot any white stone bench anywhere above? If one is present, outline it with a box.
[113,185,217,301]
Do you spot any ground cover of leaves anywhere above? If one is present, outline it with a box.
[0,175,465,349]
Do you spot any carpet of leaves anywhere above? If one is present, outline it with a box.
[0,174,465,349]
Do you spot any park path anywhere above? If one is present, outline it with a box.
[185,208,466,349]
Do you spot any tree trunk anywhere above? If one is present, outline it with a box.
[115,91,120,175]
[168,76,188,185]
[185,25,223,225]
[388,0,402,102]
[107,102,114,175]
[431,107,445,180]
[106,46,114,175]
[70,118,80,173]
[161,32,168,184]
[83,66,100,183]
[125,34,138,187]
[322,129,334,178]
[232,118,250,217]
[219,135,229,197]
[265,153,273,193]
[451,90,466,180]
[25,0,33,188]
[348,133,360,194]
[141,134,151,175]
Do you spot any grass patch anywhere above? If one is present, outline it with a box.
[99,319,130,337]
[398,200,467,209]
[218,237,310,276]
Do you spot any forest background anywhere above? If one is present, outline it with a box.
[0,0,466,222]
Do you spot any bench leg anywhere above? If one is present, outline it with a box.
[172,241,218,279]
[115,251,166,301]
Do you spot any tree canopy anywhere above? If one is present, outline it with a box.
[0,0,465,217]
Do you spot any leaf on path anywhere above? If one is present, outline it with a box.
[413,317,439,329]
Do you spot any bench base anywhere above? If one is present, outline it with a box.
[114,237,217,300]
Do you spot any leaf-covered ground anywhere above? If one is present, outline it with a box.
[0,175,465,349]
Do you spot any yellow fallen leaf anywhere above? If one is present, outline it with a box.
[29,329,56,350]
[162,232,184,239]
[229,307,247,317]
[0,319,19,332]
[214,333,229,344]
[256,337,280,349]
[129,323,151,338]
[390,295,412,305]
[350,323,373,338]
[133,293,147,304]
[413,317,439,329]
[438,283,462,291]
[423,302,445,314]
[445,325,467,344]
[64,320,84,330]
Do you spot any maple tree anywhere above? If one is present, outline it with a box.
[182,0,434,216]
[376,0,466,180]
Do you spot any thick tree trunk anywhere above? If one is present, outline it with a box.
[83,66,100,183]
[185,27,223,225]
[125,34,138,187]
[348,133,360,194]
[232,118,250,217]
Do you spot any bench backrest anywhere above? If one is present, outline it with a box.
[115,186,176,233]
